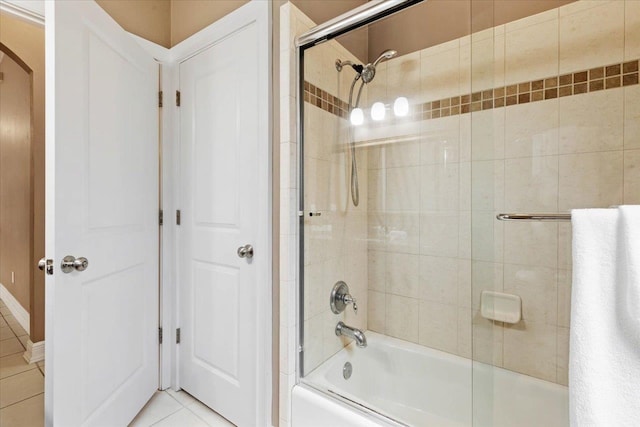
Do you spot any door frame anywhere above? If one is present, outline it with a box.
[0,1,44,26]
[2,1,273,424]
[127,32,176,394]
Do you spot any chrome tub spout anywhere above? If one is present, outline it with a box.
[335,321,367,348]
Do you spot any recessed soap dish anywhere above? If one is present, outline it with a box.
[480,291,522,324]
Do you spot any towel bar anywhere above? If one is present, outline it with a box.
[496,213,571,222]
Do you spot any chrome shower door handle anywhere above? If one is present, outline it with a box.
[61,255,89,273]
[237,244,254,259]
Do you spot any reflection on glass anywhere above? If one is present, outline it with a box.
[350,107,364,125]
[393,96,409,117]
[370,102,386,121]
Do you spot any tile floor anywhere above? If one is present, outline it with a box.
[0,298,45,427]
[129,390,235,427]
[0,298,235,427]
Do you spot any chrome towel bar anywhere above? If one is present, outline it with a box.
[496,213,572,222]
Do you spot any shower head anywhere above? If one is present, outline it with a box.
[361,49,397,83]
[372,49,398,67]
[336,50,397,84]
[341,48,397,208]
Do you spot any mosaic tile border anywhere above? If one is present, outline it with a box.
[303,81,350,119]
[304,58,639,121]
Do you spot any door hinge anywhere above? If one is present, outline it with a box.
[176,328,181,344]
[176,90,181,107]
[159,327,163,344]
[176,210,181,225]
[158,91,163,108]
[159,209,164,226]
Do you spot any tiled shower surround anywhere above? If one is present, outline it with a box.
[278,5,373,425]
[359,0,639,386]
[280,2,639,422]
[301,34,370,374]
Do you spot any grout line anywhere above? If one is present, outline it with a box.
[0,392,44,411]
[0,364,39,381]
[555,19,562,380]
[163,389,187,408]
[0,349,24,358]
[144,394,183,427]
[621,1,627,205]
[184,404,214,427]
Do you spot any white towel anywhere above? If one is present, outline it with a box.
[570,206,640,426]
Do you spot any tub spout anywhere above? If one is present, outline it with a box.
[335,321,367,348]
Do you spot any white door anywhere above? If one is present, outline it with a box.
[45,1,159,425]
[177,8,269,426]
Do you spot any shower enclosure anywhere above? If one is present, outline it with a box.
[294,0,639,425]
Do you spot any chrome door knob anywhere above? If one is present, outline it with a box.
[38,258,54,275]
[74,257,89,271]
[61,255,89,273]
[237,244,254,259]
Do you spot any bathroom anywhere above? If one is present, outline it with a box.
[0,0,638,426]
[281,0,639,426]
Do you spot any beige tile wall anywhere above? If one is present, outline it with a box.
[365,0,639,386]
[278,4,369,426]
[365,40,476,361]
[301,24,369,375]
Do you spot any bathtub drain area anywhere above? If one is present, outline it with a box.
[343,362,353,380]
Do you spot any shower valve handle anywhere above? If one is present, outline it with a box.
[330,281,358,315]
[343,294,358,314]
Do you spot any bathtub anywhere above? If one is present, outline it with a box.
[292,332,568,427]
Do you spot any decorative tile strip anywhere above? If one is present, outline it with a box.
[303,58,639,121]
[303,81,349,119]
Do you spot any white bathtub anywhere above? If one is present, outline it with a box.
[293,332,568,427]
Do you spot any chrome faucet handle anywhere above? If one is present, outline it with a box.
[343,294,358,314]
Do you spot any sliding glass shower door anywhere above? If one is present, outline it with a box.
[296,0,636,425]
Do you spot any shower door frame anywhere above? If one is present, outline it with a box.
[293,0,422,399]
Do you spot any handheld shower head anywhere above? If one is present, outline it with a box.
[372,49,398,66]
[337,48,397,208]
[361,49,398,83]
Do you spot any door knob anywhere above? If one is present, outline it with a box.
[61,256,89,273]
[237,244,254,259]
[38,258,54,275]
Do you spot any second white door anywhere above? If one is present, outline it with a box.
[177,4,269,426]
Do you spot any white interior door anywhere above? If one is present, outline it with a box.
[45,1,159,425]
[177,7,269,426]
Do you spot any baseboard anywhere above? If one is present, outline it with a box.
[0,283,30,334]
[23,339,44,364]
